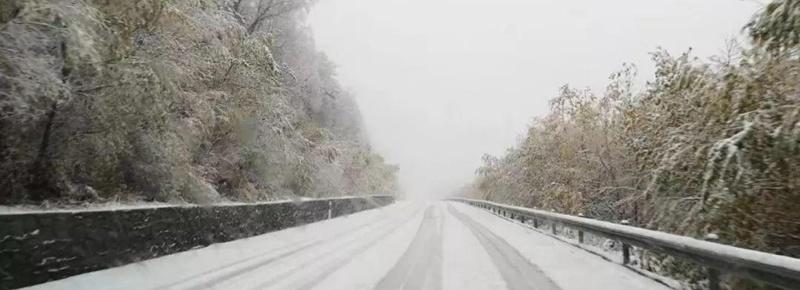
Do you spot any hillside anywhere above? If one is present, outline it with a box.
[0,0,398,205]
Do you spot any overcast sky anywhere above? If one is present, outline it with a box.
[308,0,762,199]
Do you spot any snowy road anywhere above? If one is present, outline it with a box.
[28,202,672,290]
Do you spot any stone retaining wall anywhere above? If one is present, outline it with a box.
[0,196,394,289]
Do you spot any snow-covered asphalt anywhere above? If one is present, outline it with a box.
[27,202,672,290]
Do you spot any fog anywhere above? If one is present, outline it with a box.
[308,0,761,199]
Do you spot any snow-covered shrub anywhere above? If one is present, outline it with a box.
[472,2,800,288]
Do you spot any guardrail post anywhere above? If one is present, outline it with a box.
[327,201,333,219]
[577,213,585,243]
[551,222,557,235]
[457,198,800,290]
[621,219,630,264]
[705,234,721,290]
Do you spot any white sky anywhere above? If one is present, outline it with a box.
[308,0,763,199]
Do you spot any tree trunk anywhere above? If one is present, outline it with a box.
[27,103,58,201]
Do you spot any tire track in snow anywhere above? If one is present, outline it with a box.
[447,204,561,290]
[162,203,416,290]
[374,205,444,290]
[160,232,348,290]
[254,206,424,290]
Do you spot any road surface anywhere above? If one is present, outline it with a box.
[28,202,672,290]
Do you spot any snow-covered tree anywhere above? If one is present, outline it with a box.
[0,0,398,204]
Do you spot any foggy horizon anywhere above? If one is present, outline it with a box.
[308,0,762,199]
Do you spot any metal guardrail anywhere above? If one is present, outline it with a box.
[451,198,800,290]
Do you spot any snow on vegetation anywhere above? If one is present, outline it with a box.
[467,1,800,289]
[0,0,399,206]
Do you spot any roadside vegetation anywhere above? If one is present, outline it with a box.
[0,0,399,205]
[469,1,800,288]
